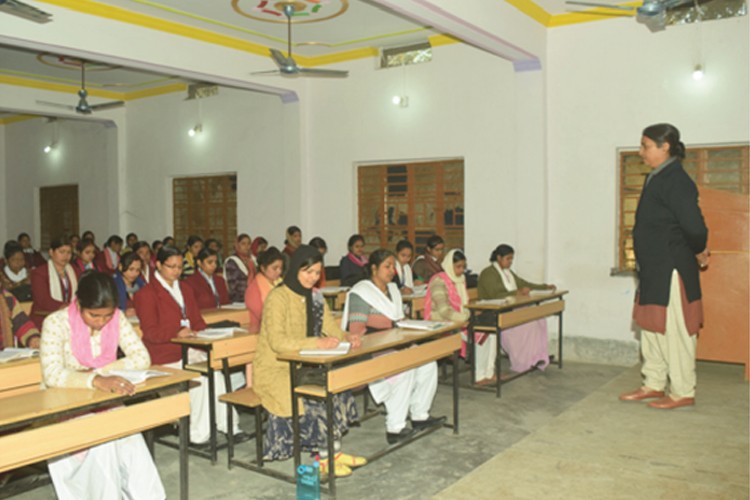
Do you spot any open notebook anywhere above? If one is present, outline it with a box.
[396,320,451,331]
[0,348,39,364]
[300,341,351,356]
[107,369,169,384]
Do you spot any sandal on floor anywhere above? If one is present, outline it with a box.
[318,457,352,478]
[335,452,368,468]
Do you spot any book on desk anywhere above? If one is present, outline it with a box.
[0,348,39,364]
[300,341,351,356]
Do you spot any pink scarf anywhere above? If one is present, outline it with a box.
[425,272,484,358]
[347,252,368,267]
[68,301,120,369]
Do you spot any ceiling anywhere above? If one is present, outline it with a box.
[0,0,636,117]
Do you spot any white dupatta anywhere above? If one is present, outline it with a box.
[340,280,404,331]
[48,263,78,302]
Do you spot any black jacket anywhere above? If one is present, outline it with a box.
[633,160,708,306]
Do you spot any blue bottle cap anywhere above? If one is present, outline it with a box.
[297,465,308,475]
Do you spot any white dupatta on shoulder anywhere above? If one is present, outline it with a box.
[340,280,404,331]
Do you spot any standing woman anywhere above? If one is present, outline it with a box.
[134,246,240,444]
[30,238,78,329]
[181,235,204,278]
[223,233,256,303]
[412,235,445,282]
[244,247,284,333]
[71,239,97,278]
[40,271,165,499]
[342,249,444,444]
[94,235,123,275]
[253,245,364,477]
[620,124,708,410]
[185,248,231,310]
[477,244,555,373]
[339,234,368,287]
[113,252,146,317]
[425,250,496,384]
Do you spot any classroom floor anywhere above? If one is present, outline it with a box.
[5,360,748,500]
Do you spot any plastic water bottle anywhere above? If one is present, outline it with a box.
[296,460,320,500]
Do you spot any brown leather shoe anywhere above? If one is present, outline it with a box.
[619,387,665,401]
[648,396,695,409]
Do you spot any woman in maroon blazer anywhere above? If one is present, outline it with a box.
[133,246,239,444]
[30,238,78,329]
[94,235,123,275]
[184,248,231,309]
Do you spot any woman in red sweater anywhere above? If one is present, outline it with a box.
[184,248,230,310]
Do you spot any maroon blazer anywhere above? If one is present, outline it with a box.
[71,258,95,279]
[133,280,207,365]
[24,250,46,270]
[30,263,71,329]
[183,272,231,310]
[93,249,118,275]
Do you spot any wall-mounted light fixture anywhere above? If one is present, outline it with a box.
[188,124,203,137]
[692,64,705,81]
[44,117,59,154]
[391,95,409,107]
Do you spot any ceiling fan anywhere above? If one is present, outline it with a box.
[37,61,125,115]
[566,0,696,32]
[253,2,348,78]
[0,0,52,23]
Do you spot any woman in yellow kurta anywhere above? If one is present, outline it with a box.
[253,245,365,477]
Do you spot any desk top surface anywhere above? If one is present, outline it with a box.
[0,357,40,371]
[171,330,257,347]
[0,366,197,428]
[277,321,464,364]
[466,290,568,311]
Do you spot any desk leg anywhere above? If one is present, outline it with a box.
[326,392,336,497]
[290,363,301,469]
[495,317,502,399]
[558,309,564,369]
[179,383,190,500]
[452,350,459,435]
[468,311,476,386]
[208,364,217,465]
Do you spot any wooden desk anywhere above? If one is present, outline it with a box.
[401,292,426,319]
[278,322,463,496]
[0,366,197,500]
[465,290,568,397]
[319,286,349,311]
[201,306,250,327]
[0,357,42,399]
[172,331,257,464]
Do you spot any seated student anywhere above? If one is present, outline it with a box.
[477,244,556,372]
[181,235,203,278]
[205,239,224,268]
[223,234,256,303]
[134,246,241,445]
[40,271,165,500]
[72,239,97,278]
[132,241,155,283]
[282,226,302,260]
[342,249,445,444]
[308,237,328,288]
[30,238,78,329]
[113,252,146,316]
[253,245,365,477]
[185,248,230,310]
[123,232,138,254]
[81,230,100,253]
[68,234,80,258]
[1,241,32,301]
[150,240,163,269]
[393,239,417,294]
[162,235,175,248]
[339,234,368,287]
[412,235,445,283]
[17,232,46,270]
[94,235,124,275]
[425,249,496,384]
[250,237,268,267]
[0,287,40,348]
[244,247,284,334]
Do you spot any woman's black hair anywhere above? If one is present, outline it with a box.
[186,235,203,248]
[17,232,30,242]
[125,232,137,242]
[3,241,23,260]
[119,251,143,272]
[152,240,163,250]
[395,240,413,253]
[237,233,251,243]
[157,245,182,264]
[490,244,514,262]
[453,249,467,263]
[257,246,284,270]
[295,250,323,270]
[49,237,71,251]
[642,123,686,159]
[367,249,395,277]
[347,234,365,250]
[131,241,150,255]
[204,238,220,249]
[162,236,174,246]
[77,271,119,309]
[105,235,123,248]
[426,235,444,250]
[77,238,96,253]
[81,230,95,240]
[196,247,219,263]
[308,237,327,251]
[284,226,301,245]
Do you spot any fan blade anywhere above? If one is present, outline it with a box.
[251,70,284,76]
[90,100,125,111]
[36,100,75,111]
[298,67,349,78]
[565,1,635,12]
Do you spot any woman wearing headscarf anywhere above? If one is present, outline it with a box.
[223,233,256,303]
[253,245,365,478]
[425,249,496,384]
[250,237,268,268]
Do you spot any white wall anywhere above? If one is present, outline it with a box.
[3,116,118,246]
[0,127,6,242]
[546,16,750,345]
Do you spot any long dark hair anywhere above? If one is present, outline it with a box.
[367,249,395,277]
[77,271,119,309]
[490,244,514,262]
[642,123,686,159]
[257,246,284,271]
[157,246,182,264]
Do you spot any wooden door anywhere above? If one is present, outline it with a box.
[39,185,79,250]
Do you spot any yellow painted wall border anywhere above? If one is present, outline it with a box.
[0,114,37,126]
[0,75,186,101]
